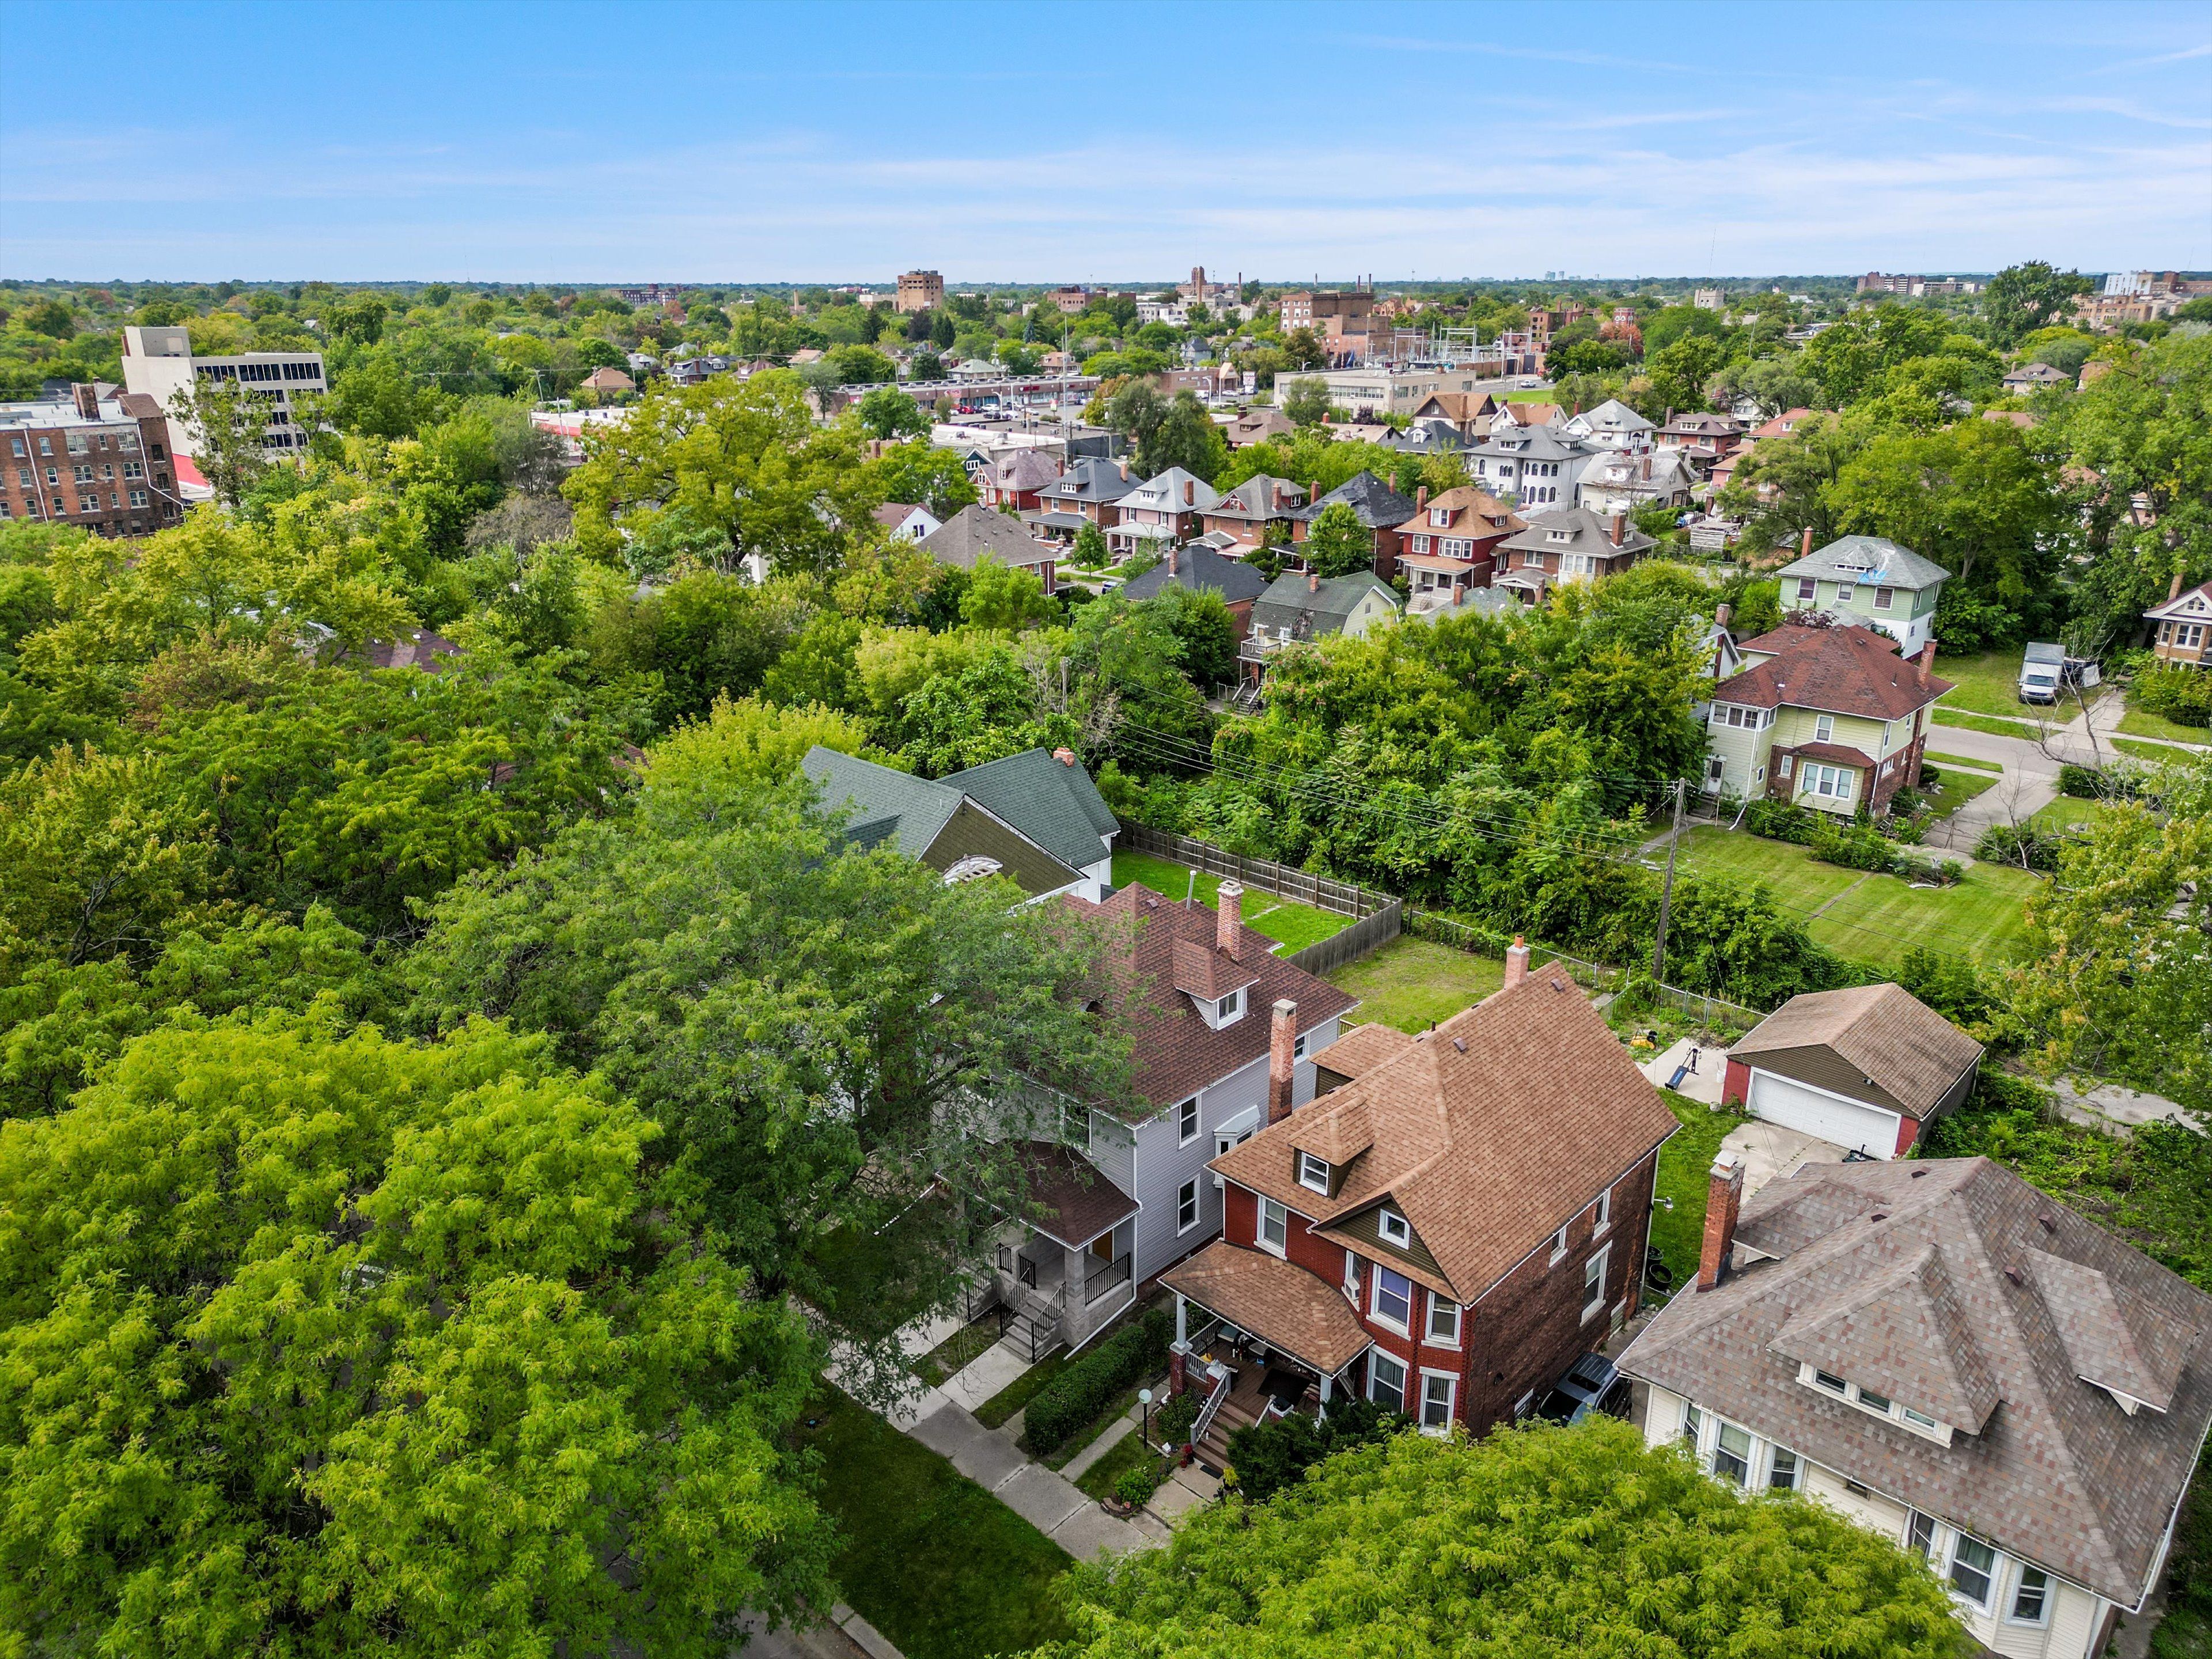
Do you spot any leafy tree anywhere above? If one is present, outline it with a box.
[827,343,896,384]
[857,384,928,440]
[588,568,810,726]
[896,645,1077,775]
[1282,377,1332,427]
[0,1015,831,1657]
[1145,584,1237,688]
[1643,332,1726,414]
[1071,520,1109,569]
[640,691,872,795]
[961,554,1054,632]
[329,347,441,438]
[863,438,978,517]
[1040,1419,1967,1658]
[1222,1396,1404,1503]
[406,777,1131,1378]
[1982,260,2094,348]
[1303,501,1372,578]
[1548,337,1630,377]
[564,372,877,580]
[1281,326,1327,370]
[20,298,76,339]
[2010,757,2212,1118]
[1717,411,1858,554]
[761,609,865,710]
[1708,354,1819,419]
[576,335,626,370]
[323,293,388,344]
[165,374,275,509]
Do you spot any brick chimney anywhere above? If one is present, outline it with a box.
[1801,525,1814,558]
[1714,601,1733,632]
[1216,880,1243,958]
[1268,998,1297,1124]
[1183,478,1195,506]
[1609,511,1626,548]
[1918,641,1937,676]
[1503,934,1531,988]
[1052,746,1076,766]
[1641,453,1652,480]
[1168,546,1179,577]
[71,382,99,419]
[1308,569,1320,592]
[1696,1152,1745,1292]
[2173,569,2188,603]
[1416,484,1429,510]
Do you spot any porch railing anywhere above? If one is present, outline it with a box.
[1187,1360,1234,1450]
[1084,1253,1132,1304]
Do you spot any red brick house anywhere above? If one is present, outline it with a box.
[1162,944,1678,1465]
[1389,484,1524,590]
[983,448,1062,513]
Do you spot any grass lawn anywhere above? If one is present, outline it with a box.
[2114,736,2198,763]
[912,1317,1000,1388]
[1919,767,1999,820]
[1934,706,2051,740]
[1933,650,2039,718]
[796,1385,1071,1659]
[2027,796,2138,839]
[1073,1430,1158,1502]
[1923,749,2002,774]
[1680,827,2039,968]
[1325,936,1505,1033]
[974,1350,1070,1430]
[1110,850,1349,954]
[1650,1089,1745,1296]
[2119,704,2212,745]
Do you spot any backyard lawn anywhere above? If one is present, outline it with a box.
[796,1386,1071,1659]
[1111,850,1350,955]
[1679,827,2039,968]
[1650,1089,1744,1296]
[1325,936,1505,1032]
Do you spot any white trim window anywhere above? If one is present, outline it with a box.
[1548,1224,1570,1266]
[1680,1401,1703,1451]
[1581,1245,1611,1323]
[1293,1031,1310,1061]
[1378,1206,1411,1248]
[1874,586,1895,611]
[1426,1297,1460,1346]
[1177,1094,1200,1146]
[1258,1198,1287,1255]
[1418,1369,1456,1431]
[1948,1534,1998,1611]
[1767,1446,1800,1491]
[1215,988,1243,1024]
[2007,1566,2051,1627]
[1297,1150,1331,1194]
[1343,1249,1360,1299]
[1813,713,1835,743]
[1796,577,1817,601]
[1372,1266,1413,1332]
[1590,1186,1612,1237]
[1177,1177,1200,1234]
[1802,763,1853,801]
[1710,1421,1752,1486]
[1369,1350,1407,1412]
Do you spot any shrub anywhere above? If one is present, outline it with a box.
[1975,822,2059,872]
[1744,797,1817,844]
[1156,1387,1200,1446]
[1112,1463,1162,1507]
[1225,1396,1408,1504]
[1809,822,1899,874]
[2059,763,2102,798]
[1022,1307,1172,1455]
[2133,663,2212,728]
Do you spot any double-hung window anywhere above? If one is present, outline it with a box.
[1582,1245,1610,1322]
[1949,1536,1998,1609]
[1906,1512,1938,1560]
[1681,1402,1702,1451]
[1177,1095,1199,1146]
[1372,1266,1412,1331]
[1258,1199,1287,1255]
[1873,586,1895,611]
[1297,1151,1331,1194]
[1419,1372,1455,1430]
[1813,713,1835,742]
[2008,1567,2051,1626]
[1426,1298,1460,1345]
[1711,1422,1751,1486]
[1548,1224,1570,1265]
[1177,1179,1200,1233]
[1796,577,1817,601]
[1369,1351,1407,1412]
[1590,1187,1612,1236]
[1767,1446,1800,1491]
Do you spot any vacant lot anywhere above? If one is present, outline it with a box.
[795,1387,1070,1659]
[1680,827,2039,968]
[1111,850,1349,953]
[1934,650,2039,718]
[1326,936,1505,1032]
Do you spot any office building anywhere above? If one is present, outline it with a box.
[120,325,327,461]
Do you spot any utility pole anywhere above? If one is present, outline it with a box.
[1650,778,1687,985]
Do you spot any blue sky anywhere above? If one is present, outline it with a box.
[3,0,2207,282]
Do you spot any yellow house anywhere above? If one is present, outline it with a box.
[1700,622,1952,817]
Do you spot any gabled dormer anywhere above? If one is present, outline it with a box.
[1171,937,1259,1031]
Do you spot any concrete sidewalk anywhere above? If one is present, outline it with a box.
[905,1395,1169,1559]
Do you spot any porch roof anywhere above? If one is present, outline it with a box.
[1162,1239,1372,1374]
[1017,1141,1138,1250]
[1788,740,1877,771]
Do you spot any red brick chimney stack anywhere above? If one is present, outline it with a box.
[1308,569,1320,593]
[2172,569,2188,603]
[1917,641,1937,677]
[1416,484,1429,510]
[1052,746,1076,766]
[1183,478,1195,506]
[1801,525,1814,558]
[1609,511,1626,548]
[1267,999,1297,1124]
[1168,546,1179,577]
[1697,1152,1746,1292]
[1503,935,1531,988]
[1216,880,1243,958]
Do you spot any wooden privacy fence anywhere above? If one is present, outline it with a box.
[1123,824,1392,918]
[1284,902,1402,976]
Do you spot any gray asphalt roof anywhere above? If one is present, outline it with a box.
[941,747,1117,873]
[1120,546,1270,605]
[1252,570,1400,630]
[1777,535,1950,589]
[1288,471,1418,528]
[917,505,1055,570]
[805,746,960,854]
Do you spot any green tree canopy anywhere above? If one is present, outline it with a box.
[1303,501,1372,578]
[0,1015,830,1657]
[1037,1419,1967,1658]
[1983,261,2094,348]
[1282,377,1332,427]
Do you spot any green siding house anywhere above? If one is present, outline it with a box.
[1775,536,1949,657]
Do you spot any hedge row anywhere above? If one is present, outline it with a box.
[1022,1307,1172,1455]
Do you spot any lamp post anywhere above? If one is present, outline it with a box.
[1138,1388,1153,1449]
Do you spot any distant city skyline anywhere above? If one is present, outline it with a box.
[3,0,2207,283]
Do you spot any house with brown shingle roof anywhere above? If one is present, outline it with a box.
[1390,484,1525,597]
[1701,619,1952,815]
[1161,944,1678,1465]
[1721,983,1983,1158]
[1620,1154,2212,1659]
[980,881,1358,1354]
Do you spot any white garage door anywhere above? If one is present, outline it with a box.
[1748,1070,1899,1159]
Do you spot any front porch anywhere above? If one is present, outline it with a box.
[974,1141,1141,1359]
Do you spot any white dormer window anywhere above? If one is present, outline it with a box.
[1547,528,1571,543]
[1297,1150,1331,1194]
[1217,987,1243,1022]
[1429,506,1448,527]
[1797,1363,1950,1442]
[1378,1206,1411,1247]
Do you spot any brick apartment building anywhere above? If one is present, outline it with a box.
[1,383,185,537]
[896,270,946,313]
[1277,287,1374,362]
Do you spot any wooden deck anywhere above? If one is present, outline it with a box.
[1188,1338,1321,1472]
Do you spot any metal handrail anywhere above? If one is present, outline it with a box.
[1187,1361,1234,1449]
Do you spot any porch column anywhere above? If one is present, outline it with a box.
[1175,1291,1188,1347]
[1318,1370,1334,1423]
[1062,1241,1092,1348]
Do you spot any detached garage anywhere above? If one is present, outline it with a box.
[1722,984,1983,1160]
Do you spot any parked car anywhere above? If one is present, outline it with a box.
[1535,1352,1629,1426]
[1517,376,1541,389]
